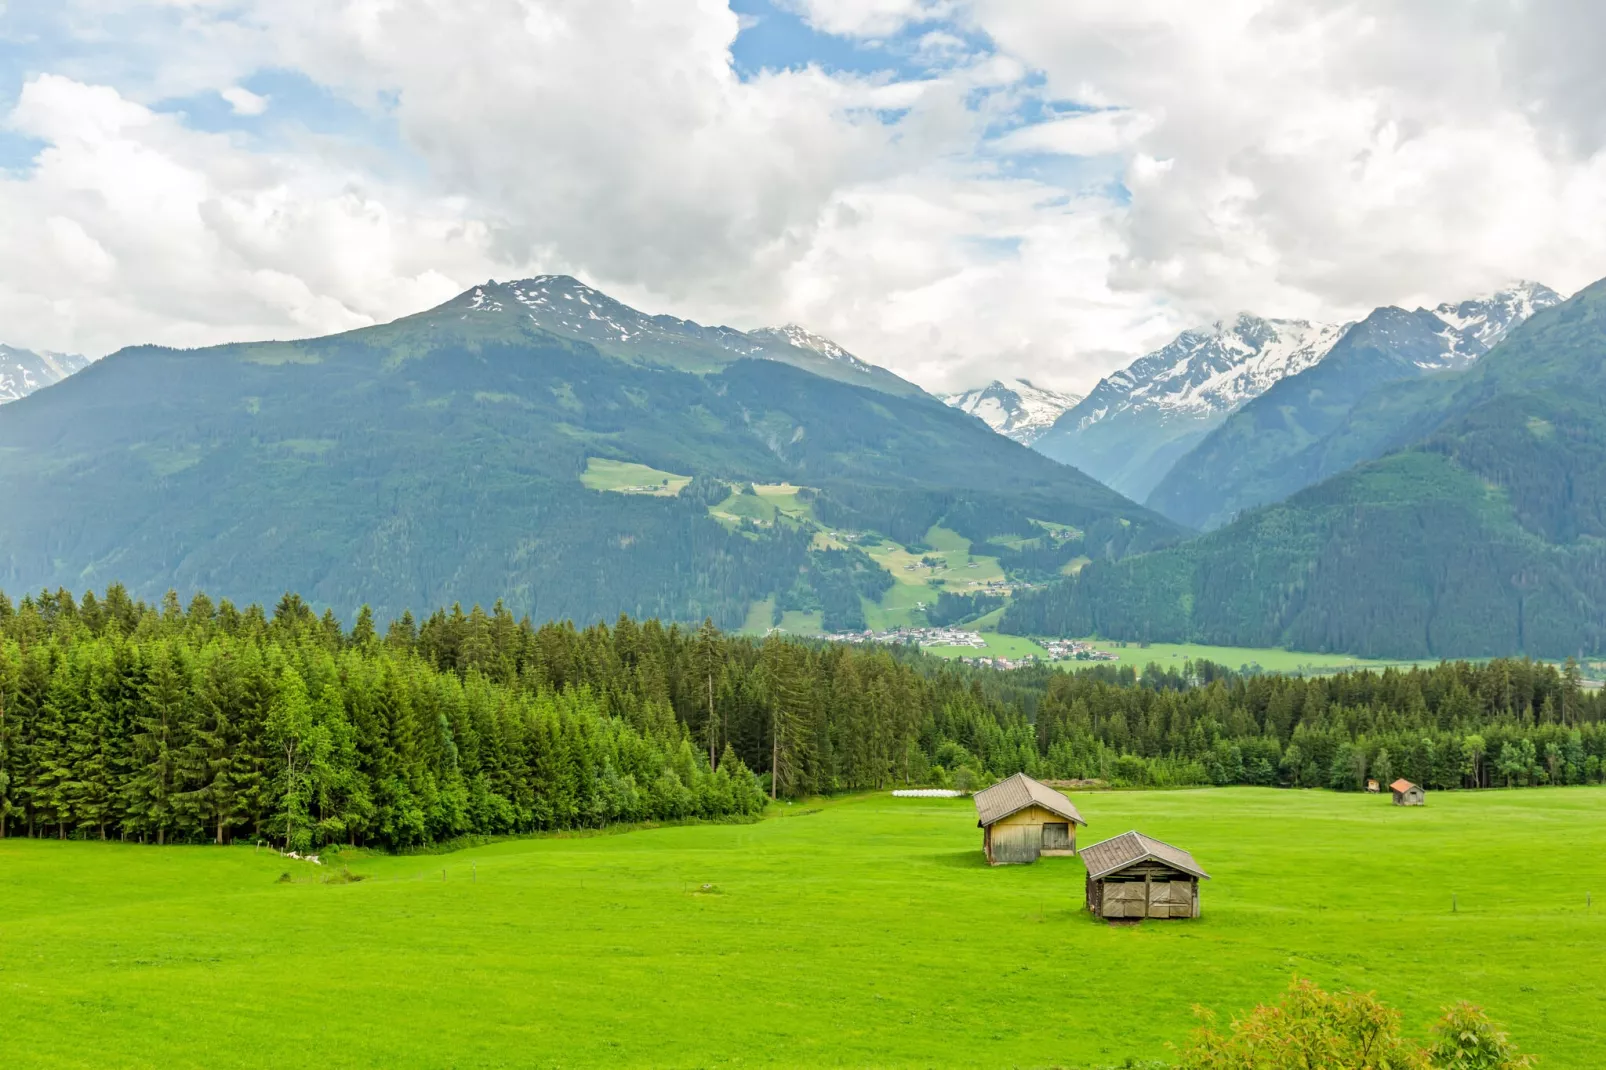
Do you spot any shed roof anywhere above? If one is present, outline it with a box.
[1080,830,1209,880]
[1390,779,1419,794]
[972,772,1085,828]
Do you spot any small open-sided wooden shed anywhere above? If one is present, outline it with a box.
[1082,831,1209,920]
[1391,779,1425,806]
[973,772,1086,865]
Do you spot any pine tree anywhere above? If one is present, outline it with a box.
[758,639,812,799]
[693,618,723,768]
[128,643,191,845]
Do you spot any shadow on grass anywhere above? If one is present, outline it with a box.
[929,850,989,868]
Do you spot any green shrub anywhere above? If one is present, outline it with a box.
[1175,980,1533,1070]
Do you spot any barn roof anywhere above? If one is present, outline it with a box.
[972,772,1085,828]
[1080,831,1209,880]
[1390,779,1418,793]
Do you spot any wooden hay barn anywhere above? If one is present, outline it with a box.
[1391,778,1425,806]
[973,772,1086,865]
[1082,831,1209,920]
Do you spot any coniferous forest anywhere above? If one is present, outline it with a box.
[2,585,1603,850]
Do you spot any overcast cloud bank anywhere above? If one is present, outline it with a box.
[0,0,1602,392]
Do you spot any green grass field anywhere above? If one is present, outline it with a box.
[4,788,1601,1068]
[1068,639,1438,674]
[579,457,691,496]
[912,634,1429,671]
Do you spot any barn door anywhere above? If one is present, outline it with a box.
[1148,881,1191,918]
[1171,880,1193,918]
[1041,822,1071,850]
[1103,882,1145,918]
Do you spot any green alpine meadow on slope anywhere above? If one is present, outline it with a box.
[2,788,1600,1069]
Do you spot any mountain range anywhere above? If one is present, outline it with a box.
[5,267,1601,661]
[1146,282,1563,529]
[0,276,1176,629]
[942,379,1082,445]
[1031,314,1350,501]
[0,344,91,404]
[1019,282,1560,513]
[1001,278,1606,658]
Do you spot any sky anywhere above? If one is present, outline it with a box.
[1,0,1604,394]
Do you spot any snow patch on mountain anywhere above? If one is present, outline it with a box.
[437,276,920,394]
[1063,282,1561,436]
[1428,281,1563,351]
[1072,315,1352,431]
[0,344,92,404]
[748,324,875,375]
[943,379,1083,445]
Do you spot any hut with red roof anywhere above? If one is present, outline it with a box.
[1390,778,1425,806]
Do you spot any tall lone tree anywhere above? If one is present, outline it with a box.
[694,618,723,769]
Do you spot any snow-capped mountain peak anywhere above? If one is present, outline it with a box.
[943,378,1083,445]
[748,324,876,375]
[430,278,924,395]
[1073,313,1352,429]
[1428,281,1564,350]
[0,344,92,404]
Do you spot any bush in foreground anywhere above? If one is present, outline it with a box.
[1175,979,1533,1070]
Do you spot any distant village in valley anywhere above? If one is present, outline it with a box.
[814,627,1122,670]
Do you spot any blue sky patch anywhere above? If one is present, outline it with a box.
[0,129,45,172]
[728,0,988,81]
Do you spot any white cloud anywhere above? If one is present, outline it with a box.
[990,109,1155,158]
[220,85,268,115]
[226,0,1166,389]
[961,0,1606,323]
[767,170,1174,390]
[252,0,933,305]
[3,0,1606,399]
[782,0,952,38]
[0,74,504,356]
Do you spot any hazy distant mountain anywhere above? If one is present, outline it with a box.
[943,379,1083,445]
[0,344,91,404]
[1146,282,1564,529]
[1033,315,1350,501]
[1002,277,1606,659]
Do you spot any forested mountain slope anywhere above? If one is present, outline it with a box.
[1000,278,1606,659]
[1146,283,1561,529]
[0,280,1177,628]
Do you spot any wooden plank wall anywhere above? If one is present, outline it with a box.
[1087,869,1200,919]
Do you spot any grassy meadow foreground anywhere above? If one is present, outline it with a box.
[4,788,1603,1069]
